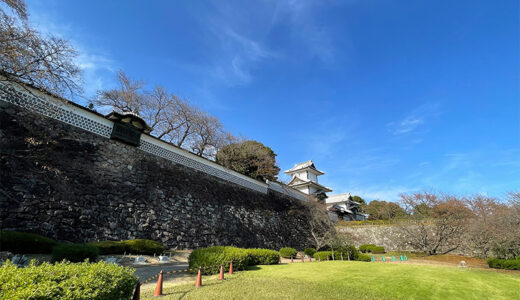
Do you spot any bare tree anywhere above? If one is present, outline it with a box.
[2,0,27,19]
[398,192,471,255]
[94,70,236,159]
[328,234,356,260]
[305,200,335,250]
[0,0,82,97]
[94,70,147,113]
[462,193,520,259]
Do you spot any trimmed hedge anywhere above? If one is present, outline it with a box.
[359,244,385,254]
[122,239,164,255]
[88,241,127,255]
[0,260,138,299]
[247,248,280,265]
[51,244,99,263]
[304,248,317,256]
[280,247,298,258]
[359,244,376,253]
[370,246,385,254]
[87,239,165,255]
[314,251,332,260]
[189,247,280,275]
[357,254,372,262]
[0,231,56,254]
[189,246,252,275]
[487,258,520,270]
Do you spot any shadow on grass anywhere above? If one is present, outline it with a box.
[247,263,289,272]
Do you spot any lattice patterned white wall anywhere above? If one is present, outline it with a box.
[0,81,313,199]
[138,136,268,194]
[0,83,113,138]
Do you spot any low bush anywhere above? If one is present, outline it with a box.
[487,258,520,270]
[189,246,251,275]
[356,254,372,262]
[51,243,99,263]
[88,241,126,255]
[332,246,360,260]
[370,246,385,254]
[314,251,332,261]
[359,244,376,253]
[0,231,56,254]
[0,260,138,299]
[122,239,164,255]
[247,248,280,265]
[358,244,385,254]
[304,248,317,256]
[280,247,298,258]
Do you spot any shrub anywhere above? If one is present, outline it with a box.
[332,246,360,260]
[0,260,137,299]
[358,244,385,254]
[359,244,376,253]
[304,248,317,256]
[88,241,126,255]
[314,251,332,261]
[370,246,386,254]
[189,246,251,275]
[247,249,279,265]
[279,247,298,258]
[356,254,372,262]
[0,231,56,254]
[487,258,520,270]
[122,239,164,255]
[51,243,99,263]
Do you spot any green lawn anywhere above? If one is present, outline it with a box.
[141,261,520,300]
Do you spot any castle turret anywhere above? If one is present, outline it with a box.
[285,160,332,195]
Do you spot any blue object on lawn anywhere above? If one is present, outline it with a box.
[399,255,403,261]
[404,255,408,261]
[391,256,396,262]
[382,256,386,262]
[371,256,375,262]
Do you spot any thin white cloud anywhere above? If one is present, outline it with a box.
[201,0,341,86]
[26,6,117,101]
[387,102,440,135]
[272,0,337,64]
[211,28,274,85]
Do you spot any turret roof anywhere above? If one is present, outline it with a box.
[284,160,325,175]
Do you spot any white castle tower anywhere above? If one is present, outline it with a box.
[284,160,332,195]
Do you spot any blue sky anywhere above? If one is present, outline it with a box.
[24,0,519,201]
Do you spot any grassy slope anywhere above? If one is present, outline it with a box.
[142,261,520,300]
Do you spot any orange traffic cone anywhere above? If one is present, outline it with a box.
[218,265,225,280]
[153,270,163,297]
[195,267,202,287]
[229,261,233,275]
[291,256,293,263]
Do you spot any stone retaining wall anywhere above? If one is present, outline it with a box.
[0,93,312,250]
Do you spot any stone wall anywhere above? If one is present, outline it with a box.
[339,225,471,255]
[0,99,312,250]
[337,225,409,251]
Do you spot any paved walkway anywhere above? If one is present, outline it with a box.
[133,262,191,283]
